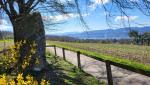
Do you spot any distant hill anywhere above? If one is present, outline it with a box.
[2,26,150,40]
[46,35,79,42]
[60,26,150,39]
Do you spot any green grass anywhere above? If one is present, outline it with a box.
[0,39,103,84]
[46,53,103,85]
[0,39,14,51]
[0,51,103,85]
[47,41,150,76]
[0,39,13,42]
[47,41,150,65]
[0,40,149,76]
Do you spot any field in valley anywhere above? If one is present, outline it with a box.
[0,40,14,50]
[1,40,150,72]
[0,40,101,85]
[1,40,150,66]
[48,41,150,65]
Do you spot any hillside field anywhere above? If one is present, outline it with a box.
[48,41,150,65]
[0,40,150,66]
[0,40,14,50]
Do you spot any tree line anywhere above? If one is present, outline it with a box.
[129,30,150,46]
[0,31,13,39]
[46,31,150,46]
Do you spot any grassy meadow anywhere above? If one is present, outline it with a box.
[47,41,150,74]
[48,41,150,65]
[0,39,14,50]
[46,53,102,85]
[0,39,102,84]
[0,40,150,66]
[0,39,150,83]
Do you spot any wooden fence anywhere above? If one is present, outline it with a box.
[0,45,149,85]
[46,45,150,85]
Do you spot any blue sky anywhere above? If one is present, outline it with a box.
[0,0,150,34]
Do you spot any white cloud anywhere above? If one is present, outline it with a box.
[103,11,110,16]
[130,0,139,2]
[60,0,73,3]
[42,13,89,22]
[89,0,110,11]
[0,19,11,31]
[95,0,109,4]
[115,16,138,22]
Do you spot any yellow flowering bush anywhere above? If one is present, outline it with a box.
[0,41,21,69]
[0,40,41,71]
[0,73,50,85]
[0,40,49,84]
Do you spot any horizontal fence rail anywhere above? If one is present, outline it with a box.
[46,45,150,85]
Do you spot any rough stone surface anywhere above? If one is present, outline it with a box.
[13,12,46,70]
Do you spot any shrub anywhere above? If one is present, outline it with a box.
[0,73,50,85]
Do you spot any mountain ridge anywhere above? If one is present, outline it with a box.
[58,26,150,39]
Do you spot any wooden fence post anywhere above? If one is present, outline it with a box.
[3,48,6,56]
[105,61,113,85]
[62,48,66,60]
[77,51,81,69]
[54,45,57,56]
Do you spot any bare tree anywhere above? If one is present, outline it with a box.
[81,0,150,28]
[0,0,75,71]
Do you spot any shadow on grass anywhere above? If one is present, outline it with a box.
[43,54,101,85]
[0,53,102,85]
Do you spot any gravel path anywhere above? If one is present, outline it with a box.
[47,47,150,85]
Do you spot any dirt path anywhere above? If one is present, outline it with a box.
[47,47,150,85]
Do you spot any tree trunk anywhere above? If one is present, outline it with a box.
[12,12,46,71]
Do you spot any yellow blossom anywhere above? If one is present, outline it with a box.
[10,79,15,85]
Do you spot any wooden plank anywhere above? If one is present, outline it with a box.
[109,61,150,77]
[106,61,113,85]
[77,51,81,69]
[45,45,54,47]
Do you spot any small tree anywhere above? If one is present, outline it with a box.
[142,32,150,46]
[128,30,139,44]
